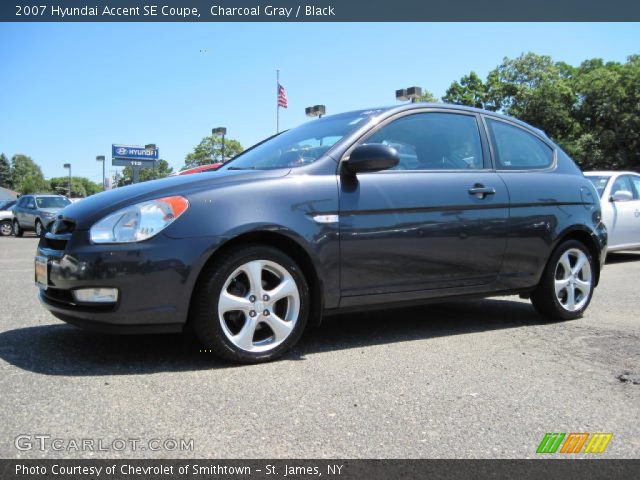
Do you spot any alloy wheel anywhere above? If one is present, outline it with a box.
[0,222,12,236]
[218,259,300,353]
[554,248,592,312]
[35,221,43,237]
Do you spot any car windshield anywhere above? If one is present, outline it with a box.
[0,201,15,210]
[224,109,384,170]
[35,196,71,209]
[586,175,611,197]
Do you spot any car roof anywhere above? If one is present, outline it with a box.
[322,103,550,139]
[584,171,639,176]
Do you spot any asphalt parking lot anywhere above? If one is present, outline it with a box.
[0,236,638,459]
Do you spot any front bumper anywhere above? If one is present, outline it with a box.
[36,229,220,334]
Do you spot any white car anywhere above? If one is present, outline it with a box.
[585,171,640,252]
[0,200,17,236]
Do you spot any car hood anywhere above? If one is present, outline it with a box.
[39,207,64,214]
[59,168,291,230]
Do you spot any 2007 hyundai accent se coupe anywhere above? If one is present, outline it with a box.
[36,103,607,363]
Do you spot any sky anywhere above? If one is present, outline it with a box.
[0,22,639,183]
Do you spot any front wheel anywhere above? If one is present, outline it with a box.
[13,220,24,237]
[190,245,310,363]
[531,240,595,321]
[0,220,13,236]
[35,219,44,237]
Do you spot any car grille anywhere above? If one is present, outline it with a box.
[41,219,75,251]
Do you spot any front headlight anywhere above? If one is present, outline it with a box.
[89,196,189,244]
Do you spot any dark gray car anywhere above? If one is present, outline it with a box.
[36,104,607,363]
[13,194,71,237]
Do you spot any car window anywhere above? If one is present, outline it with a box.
[628,175,640,200]
[610,175,634,197]
[35,196,71,208]
[486,119,553,170]
[17,197,29,207]
[364,112,485,170]
[586,176,611,198]
[26,198,36,209]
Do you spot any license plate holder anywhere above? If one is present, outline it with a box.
[35,256,48,290]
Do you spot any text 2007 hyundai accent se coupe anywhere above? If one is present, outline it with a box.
[36,104,607,363]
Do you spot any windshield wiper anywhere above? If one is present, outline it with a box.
[227,166,258,170]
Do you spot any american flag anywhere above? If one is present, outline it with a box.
[277,83,288,108]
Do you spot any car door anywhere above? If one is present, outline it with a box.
[14,196,29,226]
[607,174,640,248]
[628,175,640,246]
[23,196,37,228]
[338,110,509,301]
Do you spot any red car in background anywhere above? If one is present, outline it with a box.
[172,163,223,176]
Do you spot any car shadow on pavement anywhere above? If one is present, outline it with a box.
[0,298,553,376]
[605,251,640,264]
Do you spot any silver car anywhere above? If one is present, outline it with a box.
[585,171,640,252]
[12,194,71,237]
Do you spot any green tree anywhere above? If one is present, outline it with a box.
[417,89,439,103]
[485,53,577,139]
[0,153,12,189]
[117,159,173,187]
[49,176,100,197]
[569,55,640,170]
[11,154,49,194]
[443,71,492,110]
[183,135,243,170]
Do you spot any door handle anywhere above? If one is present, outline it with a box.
[468,184,496,199]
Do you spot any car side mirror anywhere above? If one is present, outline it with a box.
[610,190,633,202]
[343,144,399,174]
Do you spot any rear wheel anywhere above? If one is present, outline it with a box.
[13,220,24,237]
[191,245,309,363]
[531,240,595,320]
[0,220,12,236]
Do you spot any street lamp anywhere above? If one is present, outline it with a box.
[396,86,423,103]
[212,127,227,163]
[96,156,105,191]
[63,163,72,197]
[305,105,326,118]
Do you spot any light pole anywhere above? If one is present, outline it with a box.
[396,86,423,103]
[96,155,105,191]
[63,163,72,197]
[212,127,227,163]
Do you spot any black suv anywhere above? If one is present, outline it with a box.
[35,104,606,363]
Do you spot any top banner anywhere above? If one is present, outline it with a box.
[3,0,640,22]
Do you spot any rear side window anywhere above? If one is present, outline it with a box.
[486,118,554,170]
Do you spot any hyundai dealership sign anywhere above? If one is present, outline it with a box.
[112,144,159,160]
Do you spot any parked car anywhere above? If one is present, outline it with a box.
[0,200,17,236]
[584,171,640,252]
[13,194,71,237]
[171,163,223,176]
[35,104,606,363]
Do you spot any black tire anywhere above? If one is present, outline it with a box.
[13,220,24,237]
[35,219,44,237]
[0,220,13,236]
[190,244,310,363]
[531,240,595,321]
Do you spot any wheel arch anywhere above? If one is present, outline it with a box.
[552,227,603,286]
[188,229,325,329]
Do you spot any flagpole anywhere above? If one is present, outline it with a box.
[276,69,280,133]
